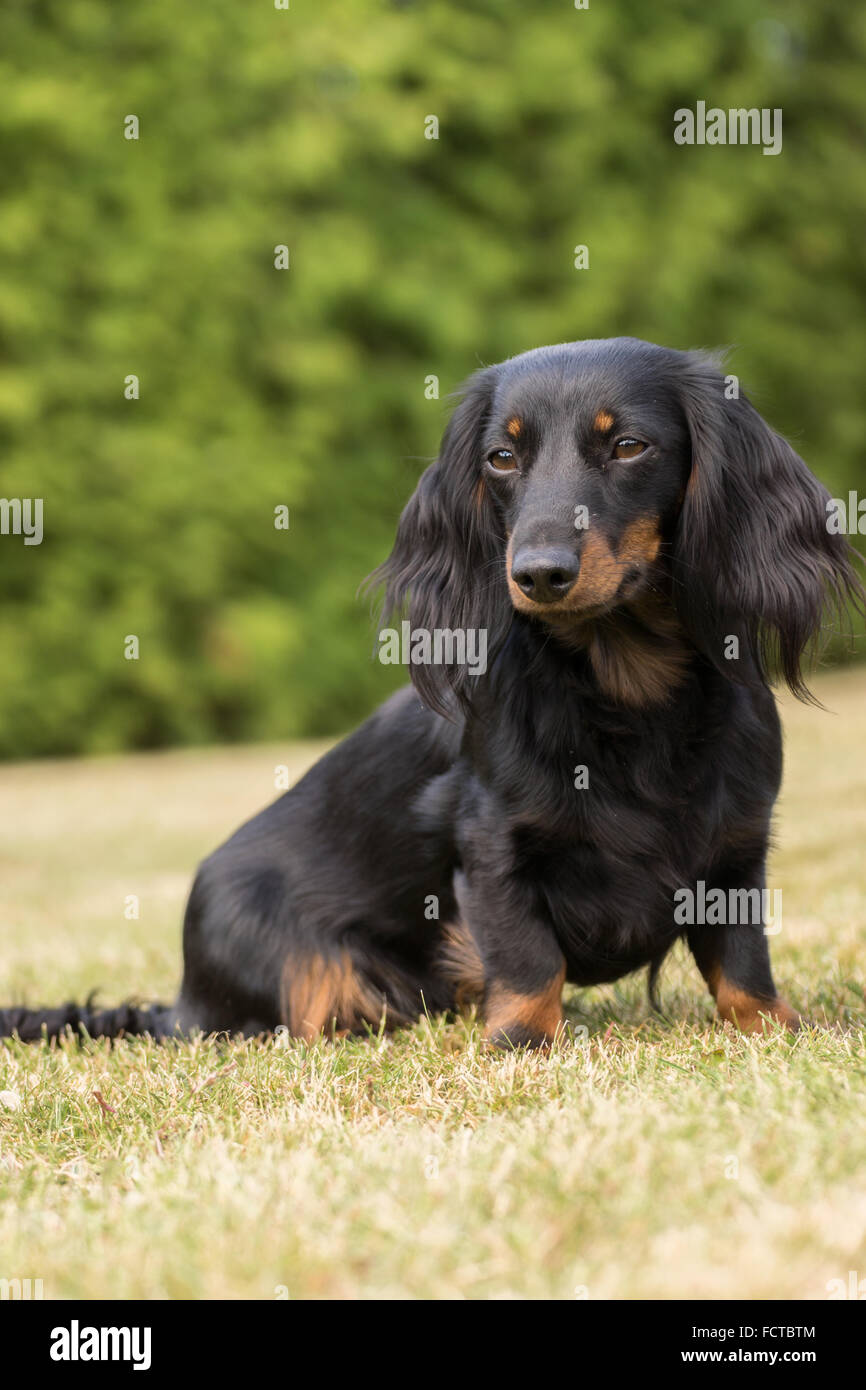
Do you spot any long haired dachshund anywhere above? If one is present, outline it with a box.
[3,339,862,1047]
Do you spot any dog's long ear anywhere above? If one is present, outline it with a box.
[673,354,863,699]
[372,367,511,717]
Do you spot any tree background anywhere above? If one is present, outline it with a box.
[0,0,863,758]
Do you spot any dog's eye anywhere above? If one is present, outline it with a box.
[613,438,647,460]
[487,449,517,472]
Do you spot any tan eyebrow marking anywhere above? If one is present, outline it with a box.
[506,416,523,439]
[594,409,615,432]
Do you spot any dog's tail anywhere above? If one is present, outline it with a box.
[647,949,671,1016]
[0,996,177,1043]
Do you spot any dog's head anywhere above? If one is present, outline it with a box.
[378,338,862,713]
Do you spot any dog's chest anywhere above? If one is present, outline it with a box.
[513,729,720,972]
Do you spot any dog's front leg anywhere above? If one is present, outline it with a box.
[454,867,566,1050]
[685,871,800,1034]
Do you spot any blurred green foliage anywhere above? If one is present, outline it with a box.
[0,0,864,757]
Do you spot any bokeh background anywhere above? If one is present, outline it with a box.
[1,0,864,759]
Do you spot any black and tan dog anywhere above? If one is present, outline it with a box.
[2,339,861,1047]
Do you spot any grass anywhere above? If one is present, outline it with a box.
[1,667,865,1300]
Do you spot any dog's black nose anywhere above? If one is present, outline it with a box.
[511,548,580,604]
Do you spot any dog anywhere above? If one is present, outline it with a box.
[2,338,861,1048]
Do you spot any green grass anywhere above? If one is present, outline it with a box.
[1,668,865,1300]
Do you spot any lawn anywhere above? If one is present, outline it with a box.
[1,668,865,1300]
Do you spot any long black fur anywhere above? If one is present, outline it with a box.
[2,339,861,1047]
